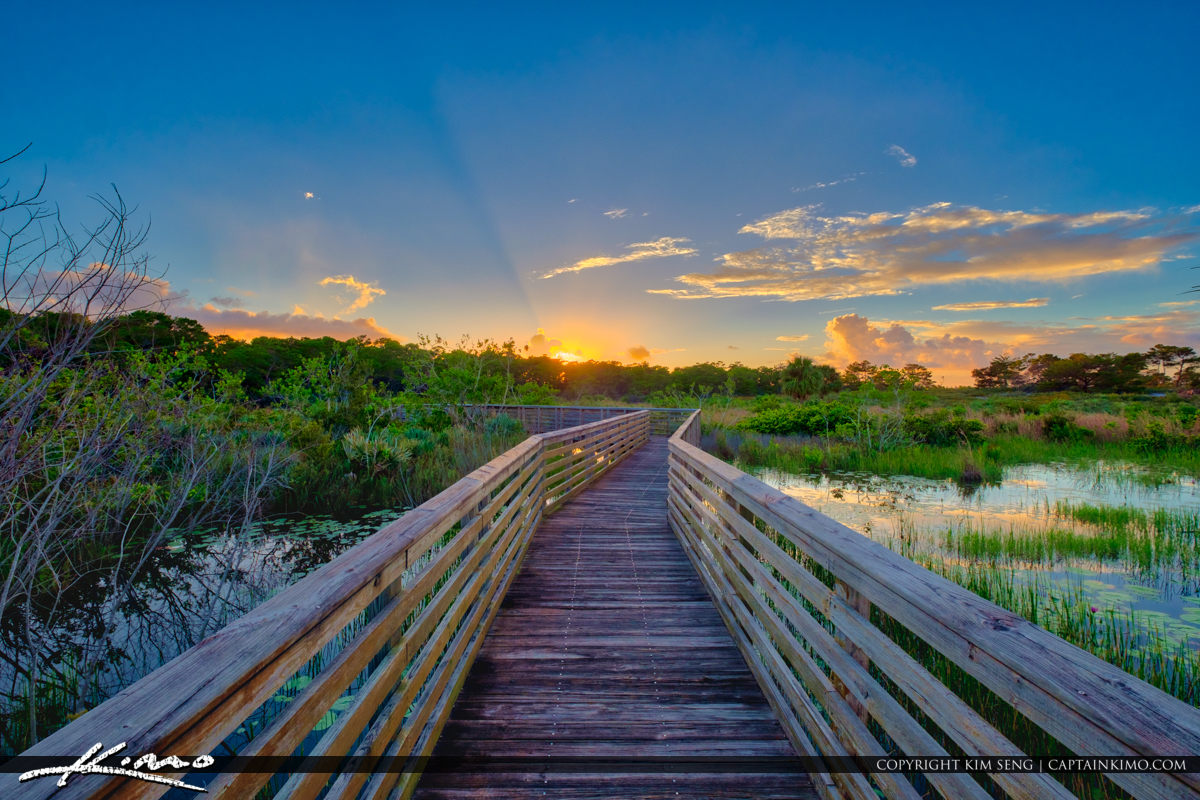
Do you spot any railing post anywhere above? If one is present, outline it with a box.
[833,579,872,724]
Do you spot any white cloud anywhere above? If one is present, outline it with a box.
[542,236,697,279]
[793,172,865,192]
[887,144,917,167]
[319,274,386,312]
[650,202,1197,301]
[603,208,629,219]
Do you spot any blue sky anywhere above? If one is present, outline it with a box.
[6,1,1198,383]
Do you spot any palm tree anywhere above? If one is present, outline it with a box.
[780,356,824,400]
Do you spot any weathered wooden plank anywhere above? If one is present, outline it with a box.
[324,480,539,800]
[412,438,815,800]
[275,466,542,800]
[668,483,879,800]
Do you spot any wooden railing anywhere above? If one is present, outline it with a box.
[666,410,1200,800]
[14,411,650,800]
[447,403,696,436]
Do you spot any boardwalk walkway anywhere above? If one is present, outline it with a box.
[413,438,815,799]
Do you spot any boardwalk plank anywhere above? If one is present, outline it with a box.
[412,438,815,800]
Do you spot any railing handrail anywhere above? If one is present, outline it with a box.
[461,403,701,413]
[666,409,1200,799]
[13,411,652,800]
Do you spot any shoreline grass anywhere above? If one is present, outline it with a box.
[938,505,1200,579]
[706,425,1200,486]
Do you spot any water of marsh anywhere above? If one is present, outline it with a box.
[752,461,1200,645]
[0,507,405,753]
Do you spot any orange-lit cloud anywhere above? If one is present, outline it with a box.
[542,236,697,278]
[1088,309,1200,348]
[775,334,810,342]
[821,309,1200,386]
[627,345,651,361]
[526,328,563,356]
[319,274,386,312]
[526,328,593,361]
[932,298,1049,311]
[651,203,1197,301]
[824,313,998,383]
[177,303,398,341]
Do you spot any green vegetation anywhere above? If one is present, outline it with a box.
[915,557,1200,706]
[938,504,1200,578]
[873,508,1200,799]
[707,383,1200,486]
[0,335,527,751]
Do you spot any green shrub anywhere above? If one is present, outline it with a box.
[1042,413,1094,443]
[1131,421,1188,454]
[738,399,856,436]
[750,394,785,413]
[903,409,985,446]
[484,413,525,438]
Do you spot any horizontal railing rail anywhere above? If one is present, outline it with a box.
[13,411,651,800]
[666,410,1200,800]
[414,403,696,437]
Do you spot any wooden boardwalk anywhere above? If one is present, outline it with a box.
[413,438,815,799]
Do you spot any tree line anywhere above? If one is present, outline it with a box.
[970,346,1199,393]
[7,308,1195,400]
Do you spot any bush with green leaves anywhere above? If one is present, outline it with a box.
[903,409,985,446]
[484,413,525,438]
[738,399,857,436]
[1130,421,1191,454]
[1042,413,1094,443]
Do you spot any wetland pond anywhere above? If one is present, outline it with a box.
[1,506,406,753]
[752,460,1200,647]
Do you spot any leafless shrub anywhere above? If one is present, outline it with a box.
[0,153,288,749]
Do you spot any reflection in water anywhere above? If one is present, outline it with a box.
[754,461,1200,641]
[0,508,404,753]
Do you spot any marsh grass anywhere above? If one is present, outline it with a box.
[917,557,1200,706]
[881,503,1200,707]
[711,428,1006,484]
[707,422,1200,489]
[760,513,1137,799]
[936,505,1200,582]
